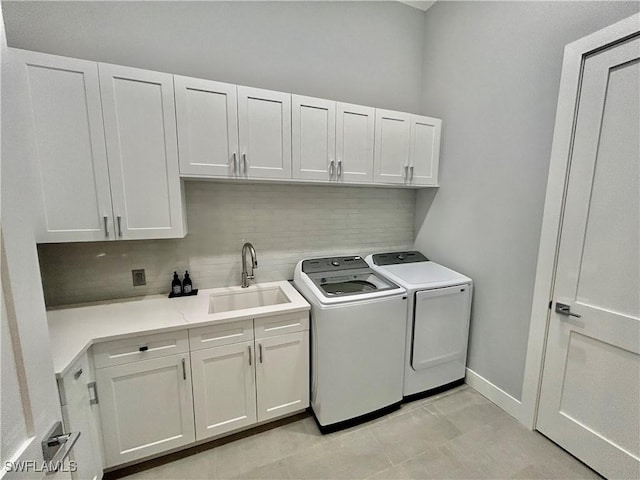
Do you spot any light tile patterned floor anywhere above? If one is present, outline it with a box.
[123,386,601,480]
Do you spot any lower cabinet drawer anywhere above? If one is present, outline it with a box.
[93,330,189,369]
[254,312,309,339]
[189,319,254,351]
[96,353,195,467]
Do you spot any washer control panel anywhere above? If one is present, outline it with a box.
[302,256,368,273]
[371,251,429,266]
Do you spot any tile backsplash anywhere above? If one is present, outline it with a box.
[38,181,415,306]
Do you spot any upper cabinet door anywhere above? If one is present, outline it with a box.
[409,115,441,186]
[336,103,375,183]
[373,109,411,184]
[99,64,186,240]
[175,76,239,177]
[292,95,336,181]
[237,86,292,179]
[19,51,114,243]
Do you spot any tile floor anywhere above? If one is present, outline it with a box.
[123,386,601,480]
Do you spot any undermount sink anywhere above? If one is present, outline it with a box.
[208,286,291,314]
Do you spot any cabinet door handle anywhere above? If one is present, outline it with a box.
[337,159,342,177]
[117,216,123,237]
[248,345,252,366]
[103,216,109,238]
[404,165,409,179]
[232,152,238,175]
[73,368,83,380]
[88,381,99,405]
[242,153,247,175]
[329,160,335,177]
[182,358,186,380]
[258,343,263,363]
[409,165,414,180]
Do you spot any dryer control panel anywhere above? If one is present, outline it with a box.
[371,251,429,266]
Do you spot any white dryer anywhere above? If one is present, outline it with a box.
[293,256,407,431]
[365,251,472,398]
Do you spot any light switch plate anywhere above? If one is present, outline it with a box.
[132,269,146,286]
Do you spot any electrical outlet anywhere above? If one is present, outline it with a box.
[132,269,146,287]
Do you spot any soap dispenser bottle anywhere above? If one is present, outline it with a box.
[183,271,193,294]
[171,272,182,295]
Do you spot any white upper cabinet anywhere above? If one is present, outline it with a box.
[175,76,239,177]
[409,115,441,186]
[292,95,336,181]
[237,86,292,179]
[336,102,375,183]
[99,63,186,240]
[18,51,114,243]
[374,109,412,184]
[373,109,441,186]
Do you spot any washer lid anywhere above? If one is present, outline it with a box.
[306,268,400,298]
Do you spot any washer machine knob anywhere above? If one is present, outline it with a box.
[331,260,340,267]
[397,254,405,260]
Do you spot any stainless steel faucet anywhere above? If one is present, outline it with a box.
[241,242,258,288]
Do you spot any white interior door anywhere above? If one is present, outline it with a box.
[537,36,639,480]
[2,36,70,478]
[237,86,291,179]
[292,95,335,181]
[175,76,239,177]
[99,63,185,240]
[336,102,374,183]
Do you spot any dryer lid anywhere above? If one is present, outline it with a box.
[370,258,472,290]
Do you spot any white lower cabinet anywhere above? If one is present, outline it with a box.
[59,354,104,480]
[91,313,309,468]
[256,331,309,422]
[191,316,310,442]
[191,341,257,441]
[96,353,195,467]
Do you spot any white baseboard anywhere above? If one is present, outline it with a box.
[465,368,525,424]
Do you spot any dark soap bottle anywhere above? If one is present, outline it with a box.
[183,271,193,294]
[172,271,182,295]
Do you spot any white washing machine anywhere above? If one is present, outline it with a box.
[365,251,472,398]
[293,256,407,431]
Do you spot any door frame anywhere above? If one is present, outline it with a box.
[520,12,640,430]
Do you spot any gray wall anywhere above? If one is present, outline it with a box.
[2,0,425,112]
[415,1,639,400]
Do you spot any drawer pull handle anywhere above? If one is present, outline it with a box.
[182,358,186,380]
[139,346,148,352]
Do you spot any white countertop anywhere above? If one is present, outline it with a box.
[47,281,310,377]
